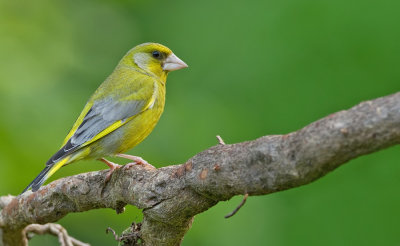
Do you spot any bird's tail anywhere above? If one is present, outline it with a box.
[21,156,70,194]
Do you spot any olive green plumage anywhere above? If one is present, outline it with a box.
[22,43,188,193]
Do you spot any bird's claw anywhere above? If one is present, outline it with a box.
[100,158,122,182]
[116,154,156,170]
[123,163,136,170]
[105,164,122,182]
[123,161,156,170]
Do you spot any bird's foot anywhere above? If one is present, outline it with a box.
[100,158,122,182]
[116,154,156,170]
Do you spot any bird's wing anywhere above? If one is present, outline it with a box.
[47,76,157,165]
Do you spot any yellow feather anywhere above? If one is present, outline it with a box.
[62,102,93,147]
[45,156,70,180]
[82,116,134,147]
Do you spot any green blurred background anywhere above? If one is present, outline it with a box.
[0,0,399,245]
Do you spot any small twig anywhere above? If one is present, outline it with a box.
[106,223,142,245]
[22,223,89,246]
[69,237,90,246]
[105,227,120,241]
[216,135,226,145]
[224,193,249,219]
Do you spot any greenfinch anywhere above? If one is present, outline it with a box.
[22,43,188,193]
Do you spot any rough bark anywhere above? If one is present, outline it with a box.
[1,92,399,246]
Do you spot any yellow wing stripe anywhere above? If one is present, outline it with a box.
[45,156,70,181]
[62,93,156,150]
[82,94,156,147]
[62,103,93,147]
[80,115,134,147]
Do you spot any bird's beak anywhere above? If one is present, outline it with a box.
[163,53,188,71]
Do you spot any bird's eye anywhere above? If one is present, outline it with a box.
[152,51,161,59]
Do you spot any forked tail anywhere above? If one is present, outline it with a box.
[21,156,70,194]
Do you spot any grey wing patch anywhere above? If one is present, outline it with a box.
[46,138,77,165]
[70,97,146,147]
[45,98,145,166]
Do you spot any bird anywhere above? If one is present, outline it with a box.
[21,42,188,194]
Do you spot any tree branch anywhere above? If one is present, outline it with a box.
[1,92,399,246]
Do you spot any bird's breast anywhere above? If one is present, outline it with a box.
[115,81,166,153]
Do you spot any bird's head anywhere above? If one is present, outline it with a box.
[121,43,188,81]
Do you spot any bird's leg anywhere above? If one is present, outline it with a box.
[99,158,122,182]
[115,153,156,170]
[116,153,149,165]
